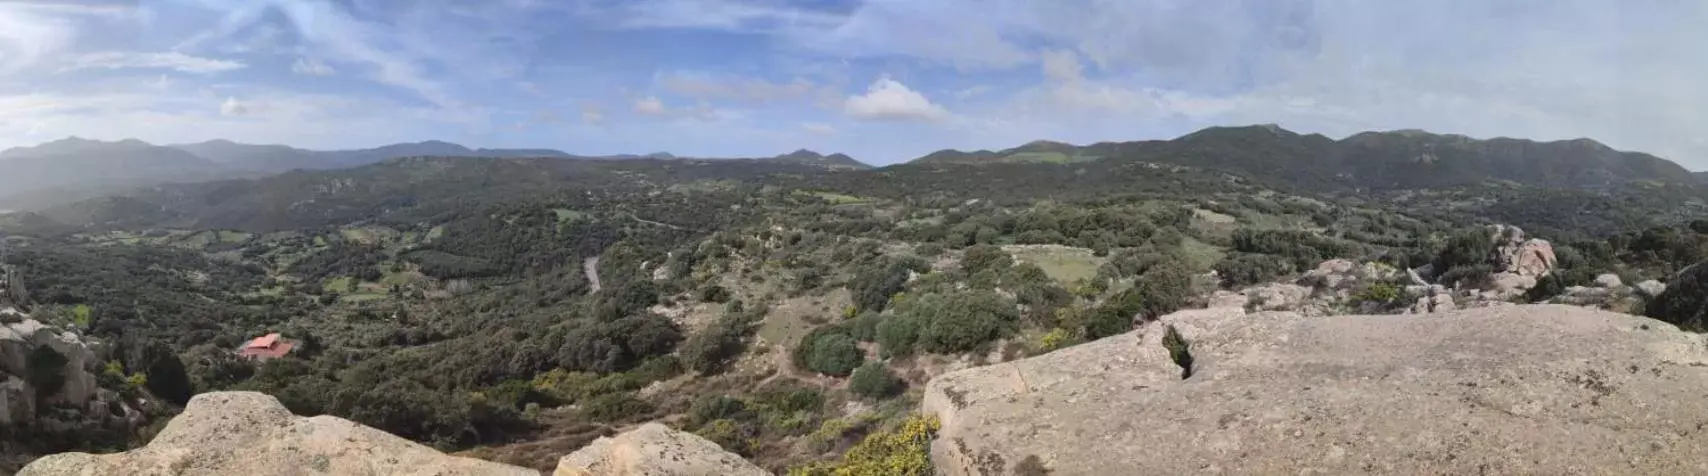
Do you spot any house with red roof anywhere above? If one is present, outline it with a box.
[237,332,294,360]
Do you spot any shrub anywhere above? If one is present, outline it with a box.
[1647,260,1708,331]
[1213,253,1295,287]
[1132,261,1192,319]
[688,395,751,427]
[1434,228,1495,272]
[915,290,1019,354]
[1438,264,1495,290]
[581,392,655,422]
[875,314,921,357]
[681,310,757,374]
[960,245,1013,275]
[805,333,863,377]
[1351,282,1403,306]
[26,346,69,398]
[694,418,757,455]
[849,362,902,400]
[789,415,940,476]
[698,284,732,303]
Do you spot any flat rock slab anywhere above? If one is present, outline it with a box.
[20,392,538,476]
[924,305,1708,475]
[554,423,767,476]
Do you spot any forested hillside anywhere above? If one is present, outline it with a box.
[3,125,1707,473]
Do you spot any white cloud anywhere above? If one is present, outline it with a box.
[0,4,77,71]
[219,97,248,116]
[60,52,245,74]
[844,77,948,121]
[634,96,667,115]
[291,57,336,76]
[802,122,836,135]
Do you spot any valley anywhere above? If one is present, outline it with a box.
[4,125,1708,474]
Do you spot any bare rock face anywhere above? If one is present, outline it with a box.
[923,305,1708,475]
[554,423,766,476]
[1489,225,1557,278]
[19,392,538,476]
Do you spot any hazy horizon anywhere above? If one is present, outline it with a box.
[1,1,1704,166]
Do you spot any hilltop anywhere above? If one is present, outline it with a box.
[911,125,1700,191]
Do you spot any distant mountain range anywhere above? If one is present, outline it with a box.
[910,124,1699,191]
[0,137,870,205]
[1,125,1700,211]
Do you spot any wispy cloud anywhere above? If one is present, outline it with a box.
[60,51,245,73]
[290,57,335,76]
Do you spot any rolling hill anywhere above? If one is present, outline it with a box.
[913,124,1699,191]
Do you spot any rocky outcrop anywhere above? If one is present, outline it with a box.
[923,305,1708,475]
[0,317,132,438]
[1489,224,1557,278]
[20,392,537,476]
[554,423,766,476]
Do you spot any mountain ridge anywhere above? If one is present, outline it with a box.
[910,124,1699,190]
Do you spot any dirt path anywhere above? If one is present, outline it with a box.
[583,256,602,293]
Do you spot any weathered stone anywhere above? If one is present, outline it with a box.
[1205,291,1249,309]
[1487,272,1535,296]
[554,423,766,476]
[1594,273,1624,288]
[20,392,536,476]
[1636,280,1667,298]
[924,305,1708,475]
[1243,284,1311,312]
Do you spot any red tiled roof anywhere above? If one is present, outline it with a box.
[246,333,281,349]
[238,341,294,359]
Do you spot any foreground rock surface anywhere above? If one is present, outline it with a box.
[554,423,767,476]
[19,392,538,476]
[924,305,1708,475]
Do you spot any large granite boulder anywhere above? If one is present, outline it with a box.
[554,423,766,476]
[19,392,538,476]
[923,305,1708,475]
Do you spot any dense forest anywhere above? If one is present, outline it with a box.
[4,125,1708,473]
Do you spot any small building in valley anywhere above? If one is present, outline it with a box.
[237,332,293,360]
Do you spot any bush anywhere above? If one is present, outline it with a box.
[875,314,922,357]
[789,415,939,476]
[804,333,863,377]
[698,284,732,303]
[1213,253,1295,287]
[1647,260,1708,331]
[681,310,757,374]
[581,392,655,422]
[913,290,1019,354]
[1131,260,1192,319]
[849,362,902,400]
[1351,282,1403,306]
[1438,264,1495,290]
[26,346,68,398]
[960,245,1013,275]
[1434,228,1495,272]
[688,395,751,427]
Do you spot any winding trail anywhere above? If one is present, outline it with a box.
[583,256,602,293]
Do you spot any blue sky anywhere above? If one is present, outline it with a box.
[1,0,1704,166]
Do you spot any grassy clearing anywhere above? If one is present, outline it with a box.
[551,208,587,221]
[1178,236,1227,272]
[758,288,854,348]
[1003,245,1106,284]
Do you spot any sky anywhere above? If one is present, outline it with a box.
[0,0,1705,166]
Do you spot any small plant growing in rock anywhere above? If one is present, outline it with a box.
[1161,324,1194,379]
